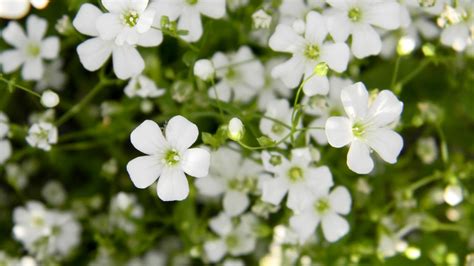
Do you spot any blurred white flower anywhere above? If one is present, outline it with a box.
[110,192,144,233]
[439,0,474,52]
[259,99,294,144]
[151,0,226,42]
[40,90,60,108]
[41,181,66,207]
[0,113,11,165]
[209,46,264,102]
[35,59,66,91]
[124,75,165,98]
[26,122,58,151]
[194,59,215,81]
[256,58,291,111]
[252,9,272,29]
[127,116,210,201]
[326,0,401,58]
[325,82,404,174]
[443,184,463,206]
[416,137,438,164]
[227,117,244,141]
[0,0,49,19]
[0,15,59,80]
[269,11,350,95]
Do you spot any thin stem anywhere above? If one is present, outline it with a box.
[215,58,257,70]
[435,123,449,165]
[237,132,291,150]
[152,26,200,52]
[0,75,41,98]
[406,172,443,192]
[290,73,316,144]
[398,59,431,86]
[391,56,401,88]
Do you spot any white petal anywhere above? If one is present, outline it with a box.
[182,148,210,178]
[157,167,189,201]
[112,45,145,79]
[365,129,403,164]
[261,176,289,206]
[0,140,12,164]
[130,120,167,155]
[26,15,47,41]
[303,73,329,96]
[327,13,351,42]
[441,24,469,50]
[126,155,162,188]
[325,116,353,148]
[102,0,128,12]
[0,50,25,73]
[178,8,202,42]
[271,55,305,88]
[73,3,103,36]
[195,176,226,197]
[132,0,149,12]
[287,184,314,211]
[76,37,113,71]
[40,37,60,59]
[0,0,29,20]
[289,211,319,242]
[320,42,350,73]
[347,139,374,174]
[209,212,232,236]
[150,0,182,22]
[326,0,349,9]
[2,21,27,47]
[308,118,327,145]
[165,115,198,151]
[96,13,123,41]
[197,0,226,18]
[204,240,227,263]
[364,1,401,30]
[306,166,334,196]
[269,24,304,53]
[305,11,327,44]
[209,81,232,102]
[367,90,403,127]
[223,190,249,217]
[328,186,351,215]
[22,58,43,80]
[351,24,382,58]
[321,212,349,242]
[291,147,312,166]
[136,9,155,33]
[340,82,368,120]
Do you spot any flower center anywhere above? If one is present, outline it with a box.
[32,215,45,227]
[226,234,239,248]
[269,155,282,166]
[304,44,320,60]
[352,122,365,138]
[271,123,285,134]
[348,7,362,22]
[26,42,40,57]
[288,166,304,183]
[314,198,330,214]
[163,149,180,166]
[186,0,198,5]
[122,10,139,27]
[226,68,237,80]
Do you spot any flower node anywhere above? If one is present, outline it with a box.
[348,7,362,22]
[314,198,330,214]
[163,149,180,166]
[288,166,304,183]
[304,44,320,60]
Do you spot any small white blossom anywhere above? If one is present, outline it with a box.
[110,192,144,233]
[0,0,49,19]
[193,59,215,81]
[127,116,210,201]
[40,90,60,108]
[252,9,272,29]
[227,117,244,141]
[443,184,463,206]
[124,75,165,98]
[0,15,59,80]
[439,0,474,52]
[325,82,404,174]
[35,59,66,91]
[259,99,294,144]
[26,122,58,151]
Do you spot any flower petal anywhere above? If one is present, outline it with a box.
[223,190,249,217]
[195,176,226,197]
[305,11,328,44]
[351,23,382,58]
[2,21,27,47]
[365,128,403,164]
[22,58,43,80]
[287,183,314,211]
[102,0,128,12]
[321,42,350,73]
[165,115,198,151]
[112,45,145,79]
[209,212,232,236]
[96,13,123,41]
[261,176,289,206]
[26,15,47,41]
[303,73,329,96]
[340,82,368,120]
[271,55,305,88]
[136,9,155,33]
[327,13,351,42]
[157,167,189,201]
[73,3,102,36]
[0,50,25,73]
[306,166,334,196]
[321,212,349,242]
[204,239,227,263]
[289,211,319,242]
[366,90,403,127]
[182,148,210,178]
[347,139,374,174]
[0,140,12,164]
[178,7,202,42]
[40,37,60,59]
[364,1,401,30]
[325,116,353,148]
[130,120,167,155]
[126,155,162,188]
[197,0,226,18]
[269,24,305,53]
[76,37,113,72]
[328,186,351,215]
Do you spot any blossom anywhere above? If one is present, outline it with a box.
[0,15,59,80]
[252,9,272,29]
[326,0,401,58]
[269,11,350,96]
[151,0,226,42]
[26,122,58,151]
[259,99,294,144]
[193,59,215,81]
[35,59,66,91]
[96,0,162,46]
[110,192,144,233]
[261,148,333,211]
[124,75,165,98]
[325,82,404,174]
[13,201,54,249]
[227,117,245,141]
[127,116,210,201]
[439,0,474,52]
[0,0,49,19]
[40,90,60,108]
[290,183,351,243]
[209,46,264,102]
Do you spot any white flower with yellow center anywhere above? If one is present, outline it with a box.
[127,116,210,201]
[26,122,58,151]
[325,82,404,174]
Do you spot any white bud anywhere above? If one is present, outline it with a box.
[193,59,215,81]
[228,117,244,141]
[397,36,416,56]
[443,184,463,206]
[40,90,60,108]
[252,9,272,29]
[292,19,305,35]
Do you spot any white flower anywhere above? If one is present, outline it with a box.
[195,147,261,216]
[40,90,60,108]
[269,11,350,96]
[0,15,59,80]
[259,99,294,144]
[124,75,165,98]
[0,112,9,139]
[26,122,58,151]
[0,0,49,19]
[227,117,244,141]
[126,116,210,201]
[193,59,215,81]
[439,1,474,52]
[204,212,256,262]
[326,0,401,58]
[261,148,333,211]
[96,0,162,46]
[13,201,54,249]
[252,9,272,29]
[46,211,81,257]
[35,59,66,92]
[151,0,226,42]
[290,183,351,243]
[0,140,11,165]
[110,192,144,233]
[257,58,291,111]
[443,184,463,206]
[209,46,264,102]
[72,3,145,79]
[325,82,404,174]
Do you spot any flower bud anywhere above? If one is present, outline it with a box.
[443,184,463,206]
[194,59,215,81]
[40,90,60,108]
[252,9,272,29]
[227,117,244,141]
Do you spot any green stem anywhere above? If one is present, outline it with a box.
[237,132,291,150]
[290,73,316,144]
[0,75,41,98]
[398,59,431,86]
[435,123,449,165]
[390,56,401,88]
